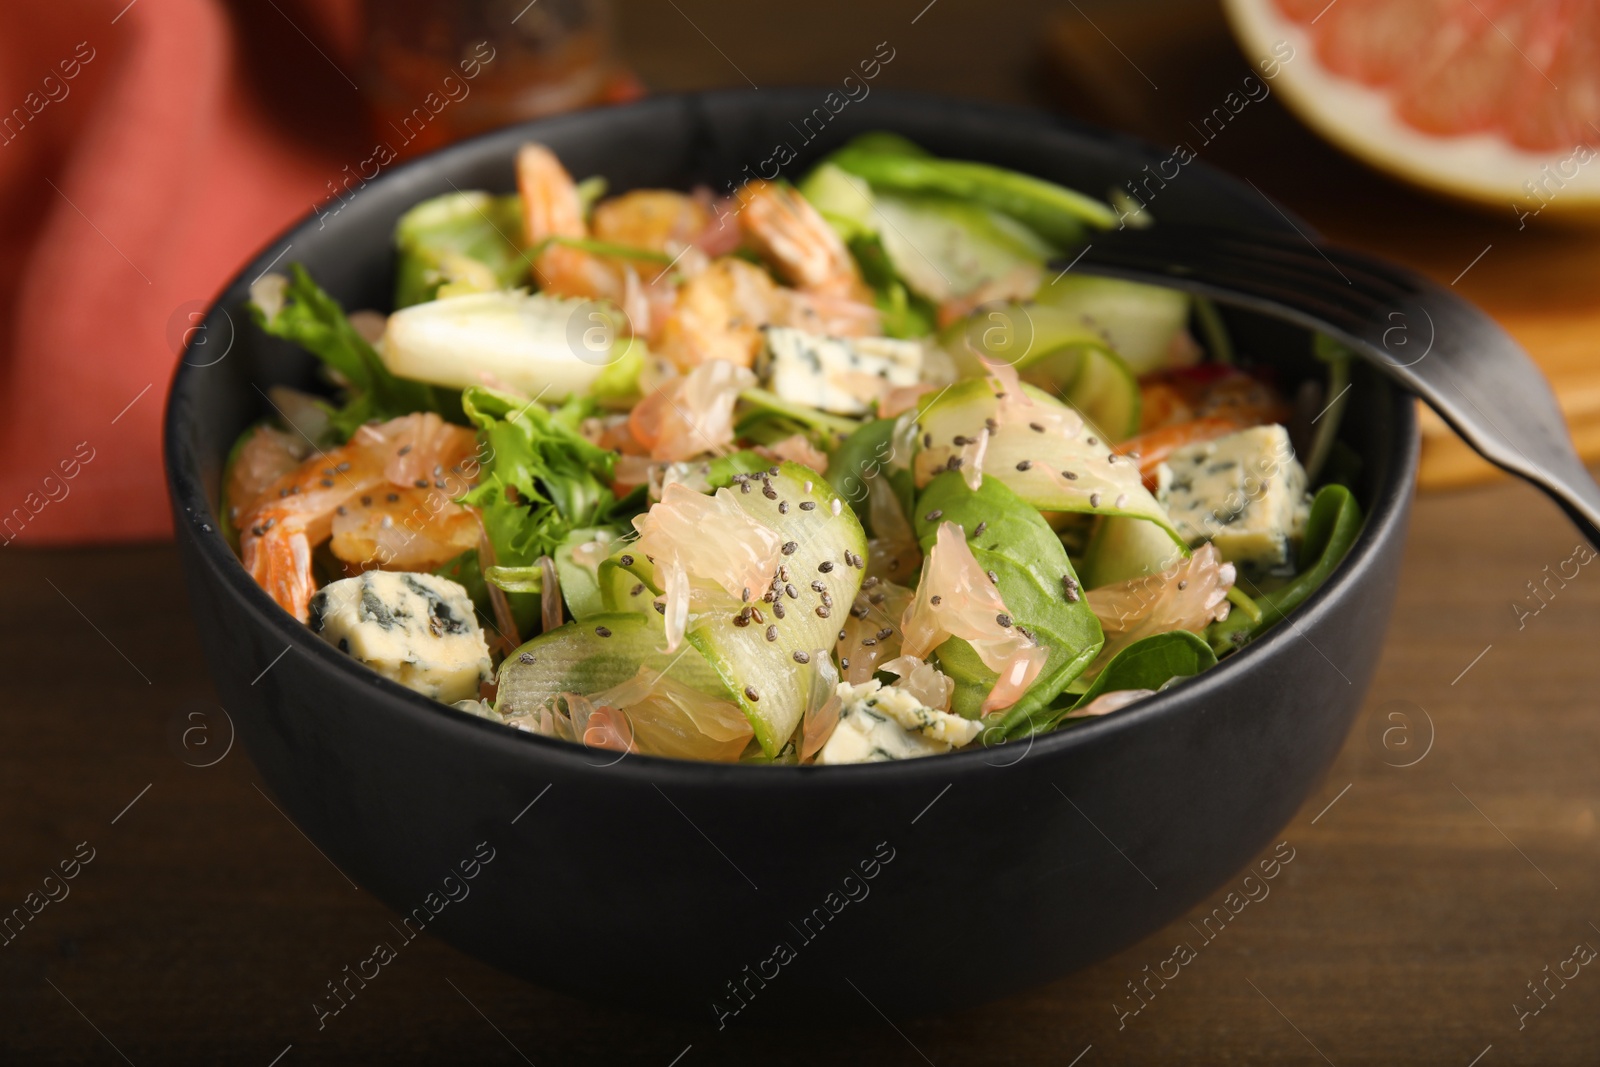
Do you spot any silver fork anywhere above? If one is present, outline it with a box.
[1062,226,1600,547]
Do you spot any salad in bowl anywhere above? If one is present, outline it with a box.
[225,132,1361,766]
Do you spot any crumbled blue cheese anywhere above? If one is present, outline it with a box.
[816,680,983,765]
[308,572,491,703]
[1158,424,1311,578]
[759,326,923,415]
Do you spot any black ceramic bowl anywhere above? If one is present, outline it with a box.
[165,90,1416,1023]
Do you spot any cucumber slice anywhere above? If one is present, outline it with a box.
[797,163,877,237]
[914,379,1184,547]
[912,473,1103,721]
[554,527,624,620]
[943,302,1141,441]
[1020,343,1140,443]
[683,463,868,756]
[393,191,526,309]
[1030,275,1190,376]
[943,301,1106,375]
[598,550,659,615]
[799,162,1053,305]
[869,193,1053,305]
[494,612,732,719]
[1080,515,1184,589]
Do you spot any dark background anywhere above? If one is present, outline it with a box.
[6,0,1600,1063]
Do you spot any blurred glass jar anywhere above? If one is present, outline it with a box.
[362,0,627,157]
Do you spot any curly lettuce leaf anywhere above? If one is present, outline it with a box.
[249,263,450,439]
[458,386,623,569]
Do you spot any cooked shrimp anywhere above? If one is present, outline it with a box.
[518,144,625,301]
[225,426,309,527]
[655,258,785,370]
[1137,366,1289,434]
[738,179,870,301]
[518,145,701,339]
[235,413,480,621]
[1116,416,1244,489]
[591,190,711,257]
[329,486,481,572]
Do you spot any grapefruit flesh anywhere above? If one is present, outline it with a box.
[1225,0,1600,217]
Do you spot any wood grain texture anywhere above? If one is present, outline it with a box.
[5,0,1599,1061]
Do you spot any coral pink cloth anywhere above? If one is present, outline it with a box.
[0,0,371,546]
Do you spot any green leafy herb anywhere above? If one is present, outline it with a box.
[250,263,449,439]
[1209,484,1363,654]
[1021,630,1217,737]
[828,417,913,532]
[822,132,1117,245]
[912,472,1103,725]
[458,385,625,573]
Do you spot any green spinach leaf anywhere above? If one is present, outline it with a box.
[1021,630,1216,736]
[822,133,1116,245]
[912,472,1103,726]
[1209,484,1363,655]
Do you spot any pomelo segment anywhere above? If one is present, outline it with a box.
[1225,0,1600,219]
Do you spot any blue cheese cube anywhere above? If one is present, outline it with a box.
[1158,424,1311,578]
[816,680,982,765]
[308,572,491,703]
[759,326,923,416]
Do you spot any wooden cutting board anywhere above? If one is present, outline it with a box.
[1040,0,1600,490]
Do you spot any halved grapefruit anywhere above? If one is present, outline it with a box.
[1224,0,1600,220]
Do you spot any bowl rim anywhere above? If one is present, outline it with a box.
[164,87,1419,786]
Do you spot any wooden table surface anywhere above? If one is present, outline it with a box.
[6,1,1600,1062]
